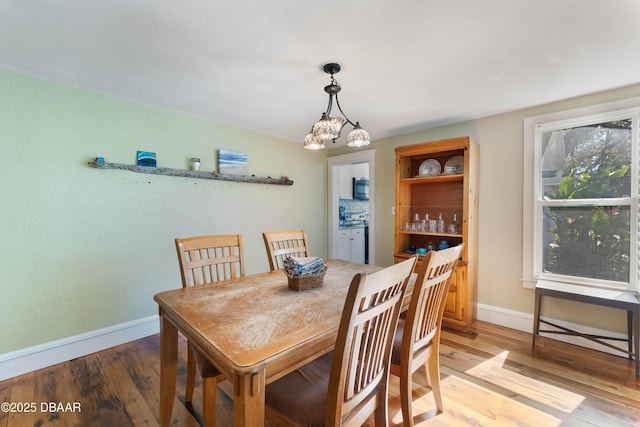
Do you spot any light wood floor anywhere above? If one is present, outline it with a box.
[1,320,639,426]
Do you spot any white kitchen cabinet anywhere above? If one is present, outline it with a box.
[351,162,369,180]
[338,164,353,199]
[338,162,369,200]
[337,228,365,263]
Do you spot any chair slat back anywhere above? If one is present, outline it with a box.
[408,245,463,353]
[175,234,245,286]
[326,256,417,426]
[262,230,309,270]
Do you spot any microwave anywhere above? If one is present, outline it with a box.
[353,178,369,200]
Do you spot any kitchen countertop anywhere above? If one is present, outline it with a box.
[339,225,366,230]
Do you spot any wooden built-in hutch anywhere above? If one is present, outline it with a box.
[394,137,479,331]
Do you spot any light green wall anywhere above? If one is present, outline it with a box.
[0,69,327,354]
[332,83,640,333]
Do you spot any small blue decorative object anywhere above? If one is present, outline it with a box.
[438,240,450,250]
[96,157,105,163]
[137,151,157,167]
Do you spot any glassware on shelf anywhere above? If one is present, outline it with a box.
[448,213,460,234]
[437,213,445,233]
[403,212,462,234]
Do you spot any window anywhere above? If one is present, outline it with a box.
[524,99,639,292]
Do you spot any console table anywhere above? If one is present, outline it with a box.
[532,280,640,378]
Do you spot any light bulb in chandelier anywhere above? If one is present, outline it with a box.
[347,122,371,148]
[312,114,345,141]
[303,129,326,150]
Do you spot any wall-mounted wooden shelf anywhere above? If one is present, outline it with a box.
[88,160,294,186]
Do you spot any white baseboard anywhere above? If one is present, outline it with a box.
[477,303,629,358]
[0,304,630,382]
[477,303,534,333]
[0,315,159,381]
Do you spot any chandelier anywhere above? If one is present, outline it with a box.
[304,63,371,150]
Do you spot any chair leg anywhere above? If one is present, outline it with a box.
[185,344,196,404]
[373,405,387,427]
[201,375,217,427]
[426,352,443,414]
[373,387,389,427]
[399,365,414,427]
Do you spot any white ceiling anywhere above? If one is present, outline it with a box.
[2,0,640,147]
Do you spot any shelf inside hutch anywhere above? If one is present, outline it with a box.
[398,148,466,179]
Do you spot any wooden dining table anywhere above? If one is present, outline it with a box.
[154,258,416,427]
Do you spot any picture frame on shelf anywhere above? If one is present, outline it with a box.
[136,151,157,167]
[218,149,248,175]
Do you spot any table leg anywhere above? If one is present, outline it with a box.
[634,311,640,379]
[532,291,542,349]
[628,311,633,360]
[159,310,178,427]
[233,370,266,427]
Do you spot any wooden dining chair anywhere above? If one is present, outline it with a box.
[390,244,464,426]
[264,256,417,426]
[262,229,309,270]
[174,234,245,427]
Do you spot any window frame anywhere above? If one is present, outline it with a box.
[523,98,640,292]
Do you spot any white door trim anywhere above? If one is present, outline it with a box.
[327,150,376,263]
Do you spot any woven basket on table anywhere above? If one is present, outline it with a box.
[285,264,328,291]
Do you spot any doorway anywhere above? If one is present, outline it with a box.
[327,150,376,264]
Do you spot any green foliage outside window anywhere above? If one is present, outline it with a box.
[542,121,631,283]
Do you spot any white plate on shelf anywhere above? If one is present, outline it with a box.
[417,159,441,177]
[442,155,464,174]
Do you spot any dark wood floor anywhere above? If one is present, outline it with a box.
[1,320,639,426]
